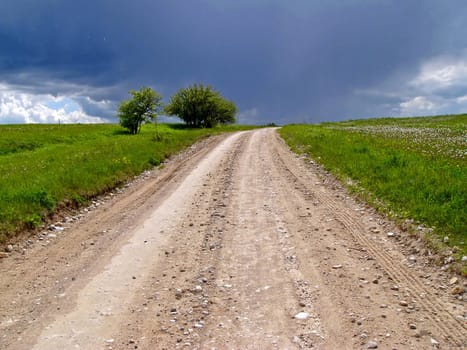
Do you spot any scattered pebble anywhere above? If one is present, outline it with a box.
[175,288,183,299]
[367,340,378,349]
[449,277,458,285]
[399,301,408,307]
[332,264,343,269]
[387,232,395,237]
[451,286,464,295]
[0,252,9,258]
[409,323,417,329]
[294,312,310,320]
[48,224,64,232]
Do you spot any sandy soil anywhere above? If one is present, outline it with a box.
[0,128,465,350]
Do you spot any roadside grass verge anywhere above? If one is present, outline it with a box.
[279,114,466,260]
[0,123,257,242]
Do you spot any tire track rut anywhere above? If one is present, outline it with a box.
[272,131,467,347]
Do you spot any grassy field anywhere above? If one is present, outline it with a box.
[0,123,256,242]
[280,114,466,258]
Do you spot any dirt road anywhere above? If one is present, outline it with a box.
[0,128,465,349]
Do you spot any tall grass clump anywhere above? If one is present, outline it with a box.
[0,123,256,242]
[280,114,466,256]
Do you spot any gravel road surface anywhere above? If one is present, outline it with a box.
[0,128,465,349]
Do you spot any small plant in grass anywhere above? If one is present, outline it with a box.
[29,189,56,211]
[71,194,88,207]
[24,214,43,229]
[149,157,161,166]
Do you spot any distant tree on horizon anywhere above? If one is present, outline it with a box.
[118,87,163,134]
[165,84,237,128]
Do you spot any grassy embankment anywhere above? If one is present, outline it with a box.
[280,114,466,259]
[0,123,255,242]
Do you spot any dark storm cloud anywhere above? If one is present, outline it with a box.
[1,0,467,123]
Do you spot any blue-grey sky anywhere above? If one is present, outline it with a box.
[1,0,467,124]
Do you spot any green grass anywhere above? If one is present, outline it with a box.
[279,114,466,257]
[0,123,257,242]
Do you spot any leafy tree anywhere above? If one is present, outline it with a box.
[118,87,163,134]
[165,84,237,128]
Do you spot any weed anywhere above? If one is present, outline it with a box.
[29,190,56,211]
[71,194,88,206]
[24,214,43,229]
[149,157,161,166]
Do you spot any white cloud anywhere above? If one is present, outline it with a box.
[455,94,467,103]
[73,96,115,119]
[399,96,439,115]
[0,83,108,124]
[355,51,467,117]
[410,54,467,92]
[399,94,467,116]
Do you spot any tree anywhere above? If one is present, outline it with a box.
[118,87,163,134]
[165,84,237,128]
